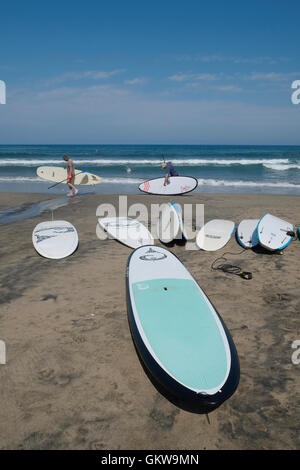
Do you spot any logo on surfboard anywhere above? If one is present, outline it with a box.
[139,247,167,261]
[104,220,140,229]
[34,226,75,243]
[143,181,151,192]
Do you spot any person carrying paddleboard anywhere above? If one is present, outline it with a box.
[161,161,179,186]
[63,155,78,197]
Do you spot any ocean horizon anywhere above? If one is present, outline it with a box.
[0,144,300,195]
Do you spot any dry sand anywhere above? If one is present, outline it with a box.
[0,191,299,450]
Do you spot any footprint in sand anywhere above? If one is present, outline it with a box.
[37,368,76,386]
[37,368,56,383]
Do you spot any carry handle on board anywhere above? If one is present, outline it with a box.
[48,170,86,189]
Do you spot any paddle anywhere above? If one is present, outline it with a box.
[47,170,86,189]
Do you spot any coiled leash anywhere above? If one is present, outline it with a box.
[211,225,299,279]
[211,248,253,280]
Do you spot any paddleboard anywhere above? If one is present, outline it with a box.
[257,214,294,251]
[32,220,78,259]
[157,202,187,243]
[156,203,181,243]
[126,245,240,413]
[171,202,188,240]
[98,217,154,249]
[196,220,235,251]
[37,166,102,185]
[139,176,198,196]
[236,219,259,249]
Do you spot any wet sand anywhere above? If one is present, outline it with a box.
[0,191,299,450]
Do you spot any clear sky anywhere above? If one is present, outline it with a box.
[0,0,300,144]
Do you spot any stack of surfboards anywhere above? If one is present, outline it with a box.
[236,214,294,251]
[126,245,240,413]
[32,220,78,259]
[157,202,187,244]
[195,215,294,252]
[98,217,154,249]
[37,166,102,185]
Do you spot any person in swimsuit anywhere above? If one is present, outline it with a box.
[63,155,78,197]
[161,161,179,186]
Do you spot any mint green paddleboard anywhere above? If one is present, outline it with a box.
[126,246,239,413]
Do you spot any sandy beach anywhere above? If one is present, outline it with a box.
[0,191,299,450]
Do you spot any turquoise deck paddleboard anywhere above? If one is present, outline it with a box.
[126,246,239,413]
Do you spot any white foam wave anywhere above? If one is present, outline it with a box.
[0,159,75,166]
[101,177,143,184]
[1,175,299,190]
[0,158,291,167]
[0,176,42,182]
[0,176,142,184]
[197,178,300,188]
[263,163,300,171]
[174,158,290,166]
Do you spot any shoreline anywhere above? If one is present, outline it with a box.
[1,191,300,226]
[0,191,299,449]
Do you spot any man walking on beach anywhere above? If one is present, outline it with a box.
[161,161,179,186]
[63,155,78,197]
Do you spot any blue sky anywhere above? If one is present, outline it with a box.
[0,0,300,144]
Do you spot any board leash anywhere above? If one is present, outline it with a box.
[211,248,253,280]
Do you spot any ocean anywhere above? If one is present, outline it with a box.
[0,144,300,195]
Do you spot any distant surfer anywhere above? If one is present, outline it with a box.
[63,155,78,197]
[161,161,179,186]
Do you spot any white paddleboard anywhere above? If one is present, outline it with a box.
[98,217,154,249]
[32,220,78,259]
[196,219,235,251]
[257,214,294,251]
[139,176,198,196]
[156,203,181,243]
[126,245,240,413]
[171,202,188,240]
[157,202,187,243]
[37,166,102,185]
[236,219,259,248]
